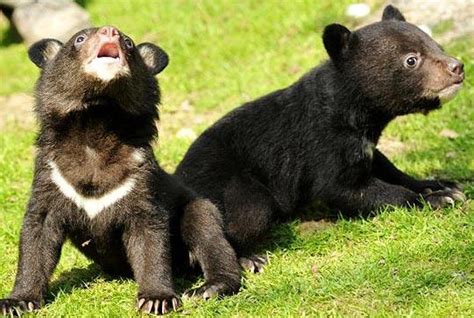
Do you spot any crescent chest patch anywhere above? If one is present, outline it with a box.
[48,160,136,219]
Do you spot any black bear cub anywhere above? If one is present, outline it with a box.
[176,5,466,274]
[0,26,241,316]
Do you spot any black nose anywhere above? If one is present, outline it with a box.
[448,58,464,76]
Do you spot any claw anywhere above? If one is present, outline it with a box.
[249,264,256,273]
[145,300,154,313]
[172,298,179,311]
[12,306,21,317]
[239,255,268,273]
[256,256,267,263]
[27,302,35,312]
[452,190,466,202]
[202,285,219,300]
[161,299,169,314]
[445,197,455,206]
[184,280,239,300]
[183,288,196,299]
[422,188,433,195]
[137,298,146,310]
[153,300,160,315]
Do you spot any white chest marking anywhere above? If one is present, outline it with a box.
[49,161,136,219]
[132,149,145,164]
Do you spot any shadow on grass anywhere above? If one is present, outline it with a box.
[47,264,116,303]
[45,261,202,302]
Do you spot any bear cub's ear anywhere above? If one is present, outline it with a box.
[137,43,169,75]
[28,39,63,69]
[382,5,406,22]
[323,24,353,62]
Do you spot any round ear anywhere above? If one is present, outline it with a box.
[382,5,406,22]
[28,39,63,69]
[323,24,353,62]
[137,43,169,75]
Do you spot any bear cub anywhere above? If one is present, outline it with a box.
[0,26,241,316]
[175,5,466,275]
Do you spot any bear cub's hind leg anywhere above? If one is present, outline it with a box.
[223,174,276,254]
[181,199,241,299]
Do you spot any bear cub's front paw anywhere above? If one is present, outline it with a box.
[137,293,180,315]
[413,180,466,208]
[415,179,463,195]
[421,189,466,208]
[0,298,41,316]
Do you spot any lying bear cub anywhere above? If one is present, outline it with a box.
[176,5,466,275]
[0,27,241,316]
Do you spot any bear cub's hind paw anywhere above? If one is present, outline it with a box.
[239,254,268,273]
[184,281,239,300]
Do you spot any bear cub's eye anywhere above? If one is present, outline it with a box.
[404,54,420,69]
[75,34,87,46]
[124,38,134,49]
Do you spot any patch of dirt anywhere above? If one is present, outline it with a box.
[377,135,408,157]
[158,99,221,143]
[363,0,474,43]
[297,220,334,237]
[0,93,35,129]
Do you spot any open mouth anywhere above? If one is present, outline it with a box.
[84,42,129,81]
[96,43,120,63]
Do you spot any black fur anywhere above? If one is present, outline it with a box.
[175,5,466,281]
[382,4,406,22]
[322,24,352,61]
[0,27,241,316]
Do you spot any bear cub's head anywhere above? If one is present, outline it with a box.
[323,5,464,116]
[28,26,169,116]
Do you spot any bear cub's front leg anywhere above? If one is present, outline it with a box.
[373,149,466,207]
[0,193,64,316]
[124,216,179,315]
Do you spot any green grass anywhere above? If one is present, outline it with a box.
[0,0,473,317]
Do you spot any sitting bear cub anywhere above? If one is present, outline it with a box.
[175,5,466,278]
[0,26,241,316]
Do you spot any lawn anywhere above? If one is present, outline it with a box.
[0,0,473,317]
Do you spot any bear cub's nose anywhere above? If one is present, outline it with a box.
[447,58,464,77]
[99,26,119,38]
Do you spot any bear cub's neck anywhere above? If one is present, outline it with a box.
[308,63,393,143]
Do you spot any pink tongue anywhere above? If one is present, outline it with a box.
[98,43,119,58]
